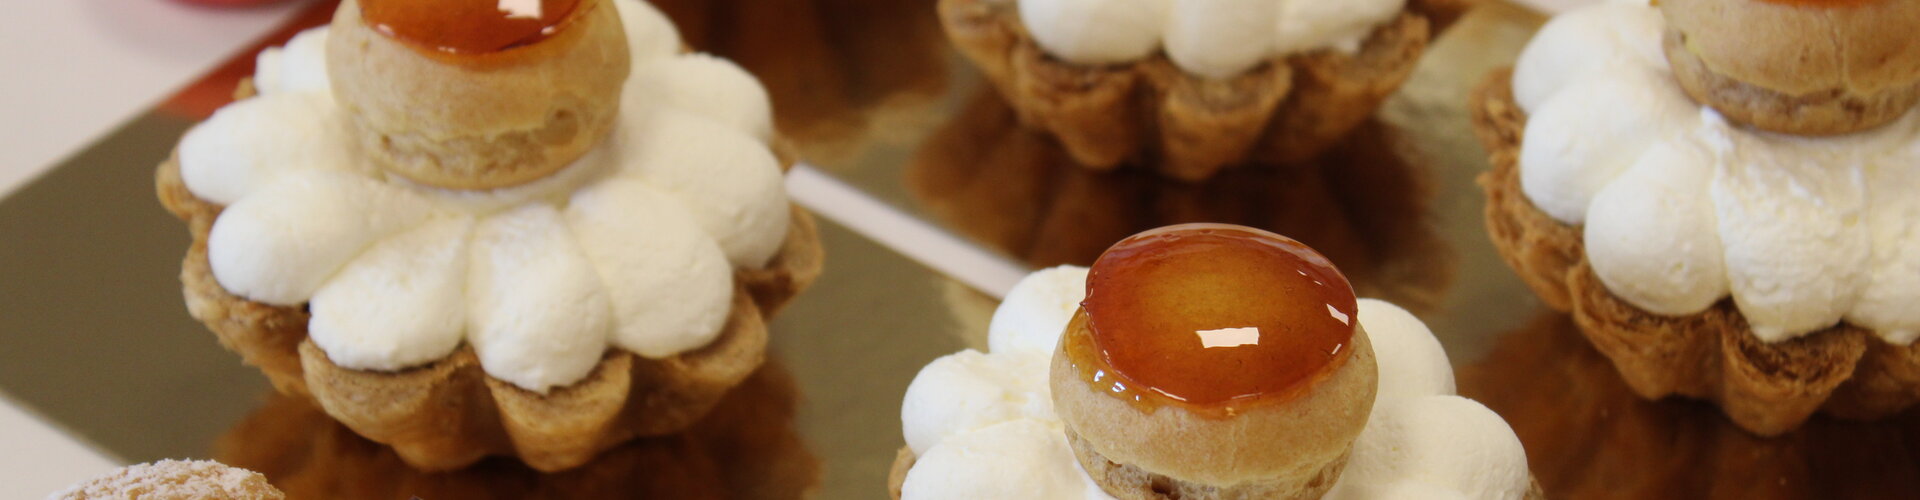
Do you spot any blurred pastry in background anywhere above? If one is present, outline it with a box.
[909,89,1452,313]
[157,0,822,471]
[1461,312,1920,499]
[649,0,951,164]
[50,460,284,500]
[215,363,818,499]
[1473,0,1920,435]
[891,225,1538,499]
[937,0,1476,181]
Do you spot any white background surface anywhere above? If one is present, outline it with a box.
[0,0,312,199]
[0,0,1587,497]
[0,398,118,500]
[0,1,312,496]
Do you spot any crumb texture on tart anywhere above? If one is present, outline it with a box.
[1474,67,1920,436]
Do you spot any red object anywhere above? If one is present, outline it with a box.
[159,0,342,120]
[174,0,295,6]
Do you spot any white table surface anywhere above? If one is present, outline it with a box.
[0,1,312,497]
[0,0,1588,497]
[0,0,313,200]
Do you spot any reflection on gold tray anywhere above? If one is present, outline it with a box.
[1460,314,1920,499]
[214,362,819,499]
[650,0,951,164]
[907,89,1455,312]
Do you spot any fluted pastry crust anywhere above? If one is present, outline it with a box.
[213,364,819,499]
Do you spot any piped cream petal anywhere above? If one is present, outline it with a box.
[207,170,437,305]
[565,178,733,359]
[610,109,790,268]
[466,204,613,394]
[310,216,474,371]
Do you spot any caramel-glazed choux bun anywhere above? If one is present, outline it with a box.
[1661,0,1920,135]
[1050,224,1377,500]
[327,0,630,189]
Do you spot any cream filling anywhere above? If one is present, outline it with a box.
[1018,0,1405,79]
[898,268,1533,500]
[179,0,791,393]
[1512,0,1920,343]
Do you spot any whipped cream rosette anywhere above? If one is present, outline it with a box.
[157,0,821,471]
[889,266,1538,500]
[937,0,1463,181]
[1514,0,1920,343]
[1020,0,1407,79]
[1473,0,1920,435]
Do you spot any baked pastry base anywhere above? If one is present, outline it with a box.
[886,444,1545,499]
[215,363,819,499]
[937,0,1467,181]
[157,84,825,473]
[1471,69,1920,436]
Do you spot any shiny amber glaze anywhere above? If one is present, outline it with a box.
[361,0,583,56]
[1068,224,1357,418]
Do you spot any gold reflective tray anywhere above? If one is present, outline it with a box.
[3,1,1917,498]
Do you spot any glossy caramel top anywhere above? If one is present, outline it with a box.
[361,0,583,56]
[1073,224,1358,416]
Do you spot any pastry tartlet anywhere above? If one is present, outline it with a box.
[1472,0,1920,435]
[937,0,1473,181]
[157,0,822,471]
[890,224,1540,499]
